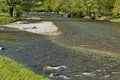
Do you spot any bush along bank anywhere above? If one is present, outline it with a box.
[0,16,18,24]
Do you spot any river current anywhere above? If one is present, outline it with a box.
[0,17,120,80]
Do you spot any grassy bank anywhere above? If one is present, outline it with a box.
[97,15,120,22]
[0,56,49,80]
[110,18,120,22]
[0,13,17,24]
[83,15,120,22]
[0,16,17,24]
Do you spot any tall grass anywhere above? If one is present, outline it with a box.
[0,56,49,80]
[110,18,120,22]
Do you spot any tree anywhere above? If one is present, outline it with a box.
[50,0,64,13]
[6,0,22,17]
[0,0,7,12]
[14,5,22,17]
[22,0,37,12]
[113,0,120,16]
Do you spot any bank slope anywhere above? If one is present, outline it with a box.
[0,56,49,80]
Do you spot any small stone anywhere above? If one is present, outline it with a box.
[32,26,37,29]
[0,28,4,30]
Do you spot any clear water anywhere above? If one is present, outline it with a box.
[0,17,120,80]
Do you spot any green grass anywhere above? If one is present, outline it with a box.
[97,16,107,20]
[110,18,120,22]
[0,16,17,24]
[0,12,17,24]
[0,56,49,80]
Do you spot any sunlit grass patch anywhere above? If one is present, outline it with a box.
[110,18,120,22]
[97,16,107,20]
[0,56,49,80]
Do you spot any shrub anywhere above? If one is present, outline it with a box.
[14,5,23,18]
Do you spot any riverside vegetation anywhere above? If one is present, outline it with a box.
[0,13,17,24]
[0,56,49,80]
[0,0,120,22]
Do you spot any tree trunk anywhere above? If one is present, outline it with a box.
[9,7,14,17]
[98,7,102,17]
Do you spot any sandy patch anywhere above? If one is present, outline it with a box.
[3,21,61,36]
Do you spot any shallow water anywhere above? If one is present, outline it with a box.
[0,17,120,80]
[53,19,120,54]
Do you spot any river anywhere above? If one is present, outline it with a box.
[0,17,120,80]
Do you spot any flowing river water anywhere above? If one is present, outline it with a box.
[0,17,120,80]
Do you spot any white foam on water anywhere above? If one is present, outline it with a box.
[104,75,110,79]
[58,75,71,80]
[49,73,54,78]
[43,65,67,70]
[112,72,120,74]
[49,73,71,80]
[82,72,96,77]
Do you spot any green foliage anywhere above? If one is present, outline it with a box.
[113,0,120,16]
[6,0,22,17]
[0,0,120,18]
[14,5,22,18]
[22,0,36,12]
[0,16,16,24]
[0,56,49,80]
[110,18,120,22]
[33,0,118,18]
[0,0,8,12]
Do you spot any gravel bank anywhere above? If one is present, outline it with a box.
[3,21,61,36]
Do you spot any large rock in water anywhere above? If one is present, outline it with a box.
[0,47,4,50]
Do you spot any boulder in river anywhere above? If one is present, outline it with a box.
[0,47,4,50]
